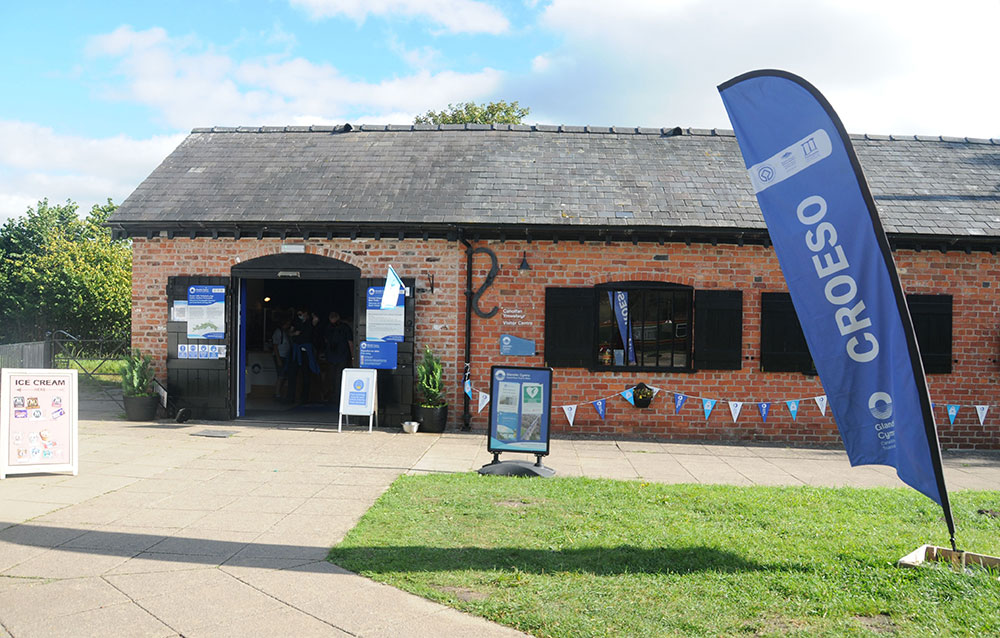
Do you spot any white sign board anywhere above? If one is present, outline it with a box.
[338,368,378,432]
[1,368,79,479]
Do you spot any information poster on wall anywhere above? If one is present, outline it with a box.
[488,366,552,455]
[358,341,397,369]
[186,285,226,339]
[366,286,405,342]
[1,368,79,479]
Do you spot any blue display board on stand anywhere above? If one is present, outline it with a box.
[488,366,552,455]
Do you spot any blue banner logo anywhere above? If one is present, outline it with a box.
[609,291,635,364]
[720,70,949,509]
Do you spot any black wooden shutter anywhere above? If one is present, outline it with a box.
[693,289,742,370]
[544,288,595,368]
[907,294,952,374]
[760,292,814,373]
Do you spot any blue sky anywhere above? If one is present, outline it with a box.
[1,0,997,222]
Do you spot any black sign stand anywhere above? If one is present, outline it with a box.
[479,452,555,477]
[478,366,555,478]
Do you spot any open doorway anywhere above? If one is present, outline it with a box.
[241,277,355,423]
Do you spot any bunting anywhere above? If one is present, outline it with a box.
[592,399,606,419]
[758,402,770,423]
[728,401,743,423]
[702,398,716,420]
[477,391,490,413]
[563,404,577,426]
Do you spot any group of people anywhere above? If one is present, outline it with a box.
[270,308,354,406]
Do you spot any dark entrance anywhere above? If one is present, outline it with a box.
[232,253,359,423]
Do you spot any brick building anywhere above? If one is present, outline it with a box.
[110,124,1000,448]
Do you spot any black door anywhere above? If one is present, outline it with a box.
[166,276,231,420]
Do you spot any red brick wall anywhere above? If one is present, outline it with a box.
[131,237,1000,449]
[464,241,1000,450]
[131,236,465,407]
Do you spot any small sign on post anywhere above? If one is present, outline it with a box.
[480,366,555,477]
[338,368,378,433]
[1,368,79,480]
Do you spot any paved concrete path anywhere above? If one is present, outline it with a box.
[2,418,998,637]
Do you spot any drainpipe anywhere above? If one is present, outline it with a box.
[460,238,473,430]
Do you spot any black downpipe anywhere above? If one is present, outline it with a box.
[461,239,473,430]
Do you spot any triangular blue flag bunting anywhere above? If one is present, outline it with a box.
[620,389,635,406]
[702,398,716,420]
[463,379,473,399]
[758,402,770,422]
[674,393,687,414]
[592,399,606,419]
[786,400,799,421]
[946,404,959,425]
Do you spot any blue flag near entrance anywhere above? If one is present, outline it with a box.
[719,71,954,543]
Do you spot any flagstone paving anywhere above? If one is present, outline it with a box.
[1,414,998,637]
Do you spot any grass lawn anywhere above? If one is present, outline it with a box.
[328,474,1000,637]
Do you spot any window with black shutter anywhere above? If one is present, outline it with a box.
[760,292,815,373]
[907,294,952,374]
[544,284,742,372]
[544,288,595,367]
[693,290,743,370]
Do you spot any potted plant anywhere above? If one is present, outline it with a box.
[122,349,158,421]
[413,346,448,432]
[633,382,654,409]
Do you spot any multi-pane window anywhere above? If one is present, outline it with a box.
[595,285,692,370]
[544,284,741,372]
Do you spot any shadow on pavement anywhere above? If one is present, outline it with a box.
[0,523,341,571]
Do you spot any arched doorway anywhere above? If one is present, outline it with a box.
[231,252,360,422]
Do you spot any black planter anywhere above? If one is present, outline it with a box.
[123,395,158,421]
[633,383,653,408]
[414,404,448,433]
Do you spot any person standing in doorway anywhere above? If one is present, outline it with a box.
[271,316,292,399]
[325,311,354,407]
[285,308,319,404]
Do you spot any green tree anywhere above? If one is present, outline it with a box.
[414,100,530,125]
[0,199,131,343]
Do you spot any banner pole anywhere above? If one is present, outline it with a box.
[831,95,959,552]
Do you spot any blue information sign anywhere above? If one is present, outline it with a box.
[365,286,405,342]
[499,334,535,356]
[488,366,552,455]
[358,340,397,369]
[186,285,226,339]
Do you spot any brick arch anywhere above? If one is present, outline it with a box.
[223,241,364,271]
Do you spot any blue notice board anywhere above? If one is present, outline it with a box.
[488,366,552,455]
[499,334,535,356]
[359,341,398,369]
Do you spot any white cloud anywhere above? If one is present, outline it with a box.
[289,0,510,34]
[388,34,441,70]
[0,121,184,223]
[530,54,550,73]
[88,26,504,129]
[519,0,1000,138]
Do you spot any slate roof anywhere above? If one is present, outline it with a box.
[111,124,1000,245]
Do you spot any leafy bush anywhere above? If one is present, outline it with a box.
[121,349,155,397]
[416,347,446,407]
